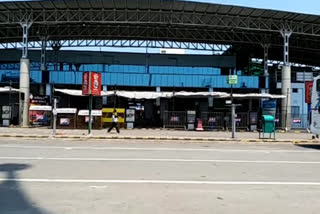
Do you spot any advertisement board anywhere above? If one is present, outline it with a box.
[2,106,11,119]
[82,72,89,95]
[91,72,101,96]
[262,100,276,117]
[60,118,70,126]
[29,111,51,125]
[305,81,313,104]
[126,109,135,122]
[82,72,101,96]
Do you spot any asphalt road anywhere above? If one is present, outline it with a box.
[0,138,320,214]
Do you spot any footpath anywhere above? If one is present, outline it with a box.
[0,127,317,144]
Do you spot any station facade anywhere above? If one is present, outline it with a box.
[0,0,319,130]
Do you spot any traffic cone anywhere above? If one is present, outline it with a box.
[196,118,204,131]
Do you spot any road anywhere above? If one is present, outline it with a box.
[0,138,320,214]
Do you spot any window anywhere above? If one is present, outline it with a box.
[292,88,298,93]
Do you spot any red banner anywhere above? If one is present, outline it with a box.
[82,72,89,95]
[91,72,101,96]
[82,72,101,96]
[305,81,313,104]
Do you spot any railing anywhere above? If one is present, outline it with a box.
[163,111,186,129]
[291,114,309,129]
[275,113,310,130]
[201,112,225,130]
[163,111,310,130]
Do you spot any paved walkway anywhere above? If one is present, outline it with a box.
[0,127,315,143]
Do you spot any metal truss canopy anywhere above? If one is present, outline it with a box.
[0,0,319,65]
[0,39,230,52]
[0,0,319,37]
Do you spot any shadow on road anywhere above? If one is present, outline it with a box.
[0,163,52,214]
[296,144,320,150]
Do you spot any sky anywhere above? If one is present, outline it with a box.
[188,0,319,15]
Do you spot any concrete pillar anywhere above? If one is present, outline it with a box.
[40,38,47,71]
[263,44,270,93]
[102,85,108,105]
[281,65,291,130]
[208,88,213,107]
[280,29,292,131]
[19,58,30,127]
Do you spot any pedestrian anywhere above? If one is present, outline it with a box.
[108,109,120,133]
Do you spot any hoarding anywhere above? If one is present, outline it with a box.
[82,72,101,96]
[305,81,313,104]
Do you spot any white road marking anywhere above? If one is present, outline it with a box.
[1,178,320,186]
[0,156,320,164]
[89,185,108,189]
[0,145,317,153]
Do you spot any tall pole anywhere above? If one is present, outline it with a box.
[231,84,235,138]
[9,80,12,122]
[52,98,57,136]
[88,95,93,135]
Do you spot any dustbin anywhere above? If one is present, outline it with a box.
[259,115,275,139]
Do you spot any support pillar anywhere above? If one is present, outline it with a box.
[208,88,213,108]
[40,37,47,71]
[20,59,30,127]
[102,86,108,105]
[262,44,270,93]
[156,87,161,106]
[280,29,292,131]
[281,65,291,130]
[19,22,32,127]
[40,38,47,95]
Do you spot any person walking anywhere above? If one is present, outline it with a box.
[108,109,120,133]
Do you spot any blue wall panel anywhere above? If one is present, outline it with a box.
[0,70,41,84]
[0,65,258,89]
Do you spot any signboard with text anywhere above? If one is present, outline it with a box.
[227,75,238,85]
[30,95,50,105]
[82,72,101,96]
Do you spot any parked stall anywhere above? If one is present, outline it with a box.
[77,109,102,129]
[29,105,52,126]
[56,108,77,129]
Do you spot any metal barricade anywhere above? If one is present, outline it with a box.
[291,114,309,129]
[274,113,309,130]
[226,112,249,130]
[201,112,224,130]
[235,112,249,130]
[274,113,282,130]
[163,111,186,129]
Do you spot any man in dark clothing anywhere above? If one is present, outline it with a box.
[108,109,120,133]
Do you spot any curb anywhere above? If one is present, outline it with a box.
[0,134,318,144]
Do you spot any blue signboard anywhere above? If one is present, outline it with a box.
[262,100,276,116]
[262,100,276,109]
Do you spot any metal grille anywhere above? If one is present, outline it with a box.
[201,112,224,130]
[163,111,186,129]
